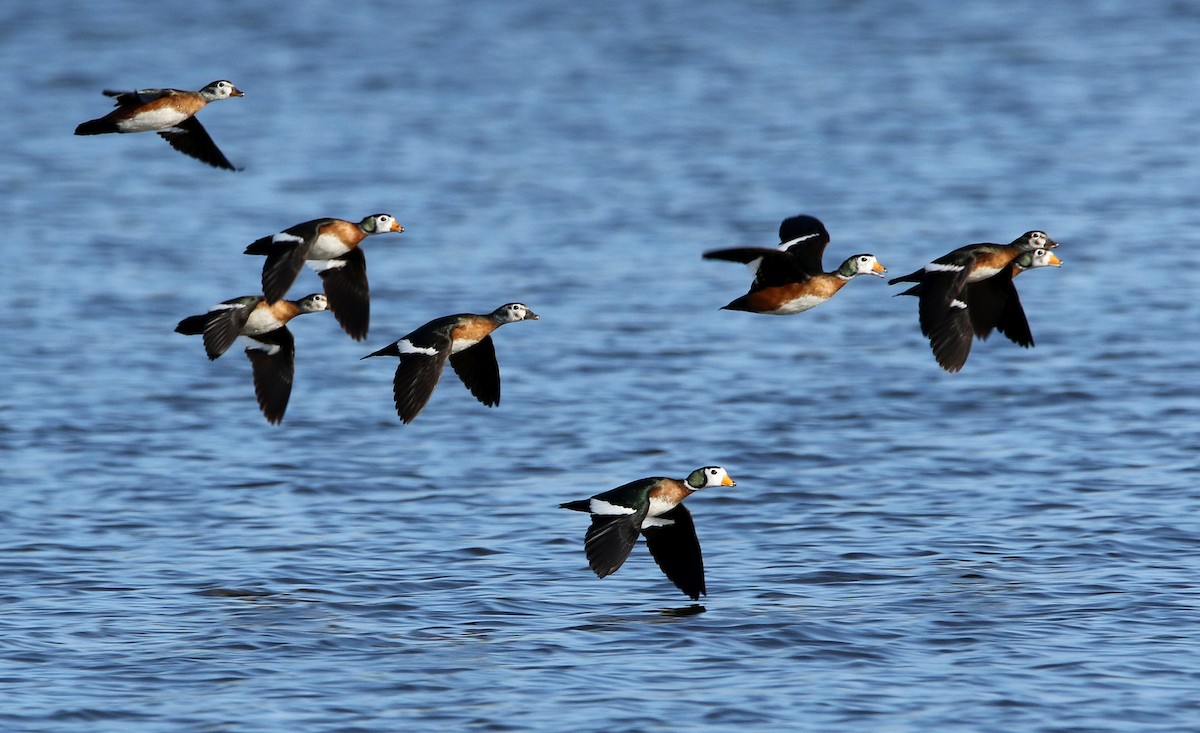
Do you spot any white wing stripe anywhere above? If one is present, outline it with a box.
[396,339,439,356]
[589,498,636,516]
[641,517,675,528]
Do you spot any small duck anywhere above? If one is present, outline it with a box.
[243,214,405,341]
[901,247,1062,372]
[703,215,886,314]
[75,80,244,170]
[361,303,539,424]
[175,293,328,424]
[560,466,736,601]
[889,231,1059,372]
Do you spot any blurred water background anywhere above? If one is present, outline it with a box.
[1,1,1198,731]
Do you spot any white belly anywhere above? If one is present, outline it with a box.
[242,308,283,335]
[647,496,677,517]
[450,338,480,354]
[308,233,351,260]
[768,294,824,315]
[965,264,1002,283]
[117,107,190,133]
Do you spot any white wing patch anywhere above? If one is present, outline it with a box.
[116,107,189,132]
[396,339,439,356]
[273,232,305,244]
[950,299,968,310]
[449,337,481,354]
[304,259,345,273]
[242,338,282,356]
[589,498,636,516]
[641,517,676,529]
[925,262,965,273]
[779,231,820,250]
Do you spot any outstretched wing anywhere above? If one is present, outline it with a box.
[448,336,501,407]
[916,256,974,338]
[583,507,648,578]
[964,269,1016,341]
[156,116,237,170]
[392,346,451,424]
[244,327,295,425]
[319,247,370,340]
[994,285,1035,348]
[704,247,813,291]
[643,505,706,600]
[104,87,174,105]
[246,235,314,304]
[918,258,975,372]
[926,301,974,373]
[175,299,255,360]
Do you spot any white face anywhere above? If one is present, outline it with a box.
[497,303,537,323]
[367,214,400,234]
[1023,248,1062,269]
[1028,231,1049,248]
[303,293,329,311]
[207,80,238,99]
[694,466,732,489]
[851,254,886,277]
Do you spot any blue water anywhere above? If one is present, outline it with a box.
[2,1,1199,731]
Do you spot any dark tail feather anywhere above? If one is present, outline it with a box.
[242,235,276,255]
[719,298,752,312]
[360,342,400,360]
[559,499,591,512]
[887,270,923,286]
[175,314,210,335]
[75,118,116,135]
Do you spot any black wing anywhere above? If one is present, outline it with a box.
[643,505,706,600]
[964,269,1017,341]
[156,116,238,171]
[448,335,501,407]
[319,247,370,341]
[103,88,172,105]
[926,302,974,373]
[917,259,974,372]
[246,239,311,304]
[583,508,647,579]
[244,327,295,425]
[392,347,451,424]
[778,237,827,278]
[175,302,254,360]
[994,284,1035,348]
[916,256,974,338]
[703,247,784,265]
[704,247,813,291]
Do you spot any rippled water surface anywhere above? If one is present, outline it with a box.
[2,1,1199,731]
